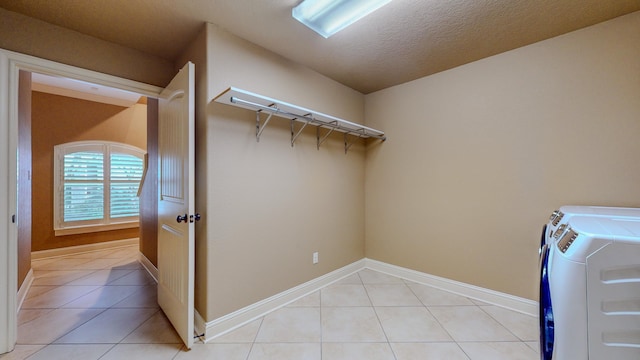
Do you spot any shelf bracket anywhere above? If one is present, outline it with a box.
[317,121,338,150]
[256,108,275,142]
[290,115,310,147]
[344,132,355,154]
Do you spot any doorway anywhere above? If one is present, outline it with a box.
[23,71,151,272]
[0,49,164,354]
[21,69,155,278]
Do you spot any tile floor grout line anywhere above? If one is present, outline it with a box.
[476,304,533,343]
[419,293,463,348]
[33,308,110,346]
[361,275,397,360]
[25,285,102,310]
[420,300,473,360]
[245,315,265,359]
[95,343,118,360]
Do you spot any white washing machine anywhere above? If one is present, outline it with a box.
[540,215,640,359]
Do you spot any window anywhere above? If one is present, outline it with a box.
[54,141,146,235]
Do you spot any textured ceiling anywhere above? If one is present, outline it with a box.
[1,0,639,94]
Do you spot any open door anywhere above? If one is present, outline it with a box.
[157,62,196,349]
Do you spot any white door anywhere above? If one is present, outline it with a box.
[157,62,195,349]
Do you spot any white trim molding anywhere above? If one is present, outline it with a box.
[4,49,163,97]
[194,310,207,339]
[364,258,538,316]
[1,49,18,354]
[138,252,159,284]
[199,259,366,343]
[16,269,34,312]
[196,258,538,343]
[31,238,139,260]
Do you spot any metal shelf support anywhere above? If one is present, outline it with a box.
[291,117,309,147]
[317,121,337,150]
[344,132,355,154]
[256,110,274,142]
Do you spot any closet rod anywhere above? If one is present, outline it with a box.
[233,96,314,124]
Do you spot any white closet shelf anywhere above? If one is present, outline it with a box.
[213,87,386,152]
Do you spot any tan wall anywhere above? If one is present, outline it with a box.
[364,12,640,300]
[139,98,158,266]
[200,24,366,320]
[31,91,147,251]
[17,71,32,288]
[0,8,173,88]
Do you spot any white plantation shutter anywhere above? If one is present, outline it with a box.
[54,141,145,234]
[110,153,143,218]
[63,151,104,222]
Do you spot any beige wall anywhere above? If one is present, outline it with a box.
[364,12,640,300]
[199,24,367,320]
[31,91,147,251]
[0,8,173,88]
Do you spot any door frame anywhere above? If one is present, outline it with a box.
[0,48,163,354]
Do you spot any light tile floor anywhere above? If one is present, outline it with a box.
[2,245,540,359]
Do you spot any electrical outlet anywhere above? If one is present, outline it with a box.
[312,252,318,264]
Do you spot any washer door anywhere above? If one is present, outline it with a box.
[539,244,554,360]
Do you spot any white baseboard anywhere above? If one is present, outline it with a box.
[364,258,538,316]
[196,258,538,343]
[200,259,366,343]
[138,252,159,283]
[31,238,139,260]
[16,269,34,312]
[195,310,207,338]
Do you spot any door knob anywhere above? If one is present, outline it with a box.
[176,214,188,223]
[190,213,201,223]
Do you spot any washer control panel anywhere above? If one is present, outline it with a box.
[553,224,567,239]
[551,210,565,226]
[558,228,578,253]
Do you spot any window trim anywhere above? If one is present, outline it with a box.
[54,222,140,236]
[53,140,146,236]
